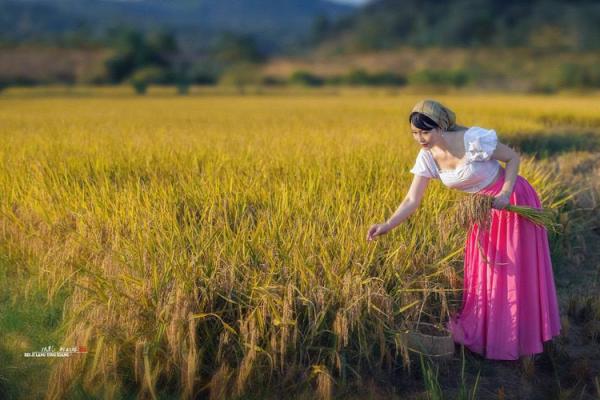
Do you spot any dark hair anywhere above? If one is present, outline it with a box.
[409,112,439,131]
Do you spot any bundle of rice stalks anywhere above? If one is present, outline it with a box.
[443,193,562,266]
[454,193,494,232]
[454,193,561,233]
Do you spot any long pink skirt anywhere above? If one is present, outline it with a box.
[446,168,562,360]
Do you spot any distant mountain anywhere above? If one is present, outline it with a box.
[316,0,600,52]
[0,0,360,53]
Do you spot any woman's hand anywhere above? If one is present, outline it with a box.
[493,192,511,210]
[367,222,391,241]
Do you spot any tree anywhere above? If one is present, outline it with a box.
[289,70,324,87]
[219,62,261,94]
[129,66,168,95]
[213,32,265,65]
[104,28,178,83]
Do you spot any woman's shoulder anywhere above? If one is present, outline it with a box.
[463,126,498,161]
[411,148,440,178]
[416,148,436,163]
[464,126,497,141]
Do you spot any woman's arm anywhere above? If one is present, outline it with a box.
[492,142,521,194]
[384,174,430,230]
[491,142,521,208]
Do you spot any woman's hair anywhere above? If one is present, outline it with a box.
[409,112,439,131]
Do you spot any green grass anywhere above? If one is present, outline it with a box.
[0,252,64,399]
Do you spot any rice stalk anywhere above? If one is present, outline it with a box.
[311,365,334,400]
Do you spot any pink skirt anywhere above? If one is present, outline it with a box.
[446,168,562,360]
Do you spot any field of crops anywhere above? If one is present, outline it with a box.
[1,90,599,399]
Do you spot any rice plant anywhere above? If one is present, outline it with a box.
[0,91,590,398]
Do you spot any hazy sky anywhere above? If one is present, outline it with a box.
[328,0,372,6]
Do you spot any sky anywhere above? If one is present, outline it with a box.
[328,0,372,6]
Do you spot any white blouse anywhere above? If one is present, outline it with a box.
[409,126,500,193]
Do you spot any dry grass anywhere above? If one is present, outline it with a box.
[0,46,110,83]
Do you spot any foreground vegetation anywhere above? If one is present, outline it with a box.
[0,91,598,398]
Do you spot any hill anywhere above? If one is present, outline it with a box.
[315,0,600,53]
[0,0,358,53]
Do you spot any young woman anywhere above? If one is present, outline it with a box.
[366,99,562,360]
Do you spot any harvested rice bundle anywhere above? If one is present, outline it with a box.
[441,193,561,265]
[454,193,494,232]
[453,193,560,233]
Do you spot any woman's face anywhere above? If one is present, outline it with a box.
[411,123,440,149]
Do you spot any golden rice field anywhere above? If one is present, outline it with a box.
[0,89,599,399]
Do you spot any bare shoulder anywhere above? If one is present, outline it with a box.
[449,127,470,151]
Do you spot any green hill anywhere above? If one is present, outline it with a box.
[0,0,357,53]
[316,0,600,53]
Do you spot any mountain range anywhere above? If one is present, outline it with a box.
[3,0,599,55]
[0,0,359,52]
[317,0,600,52]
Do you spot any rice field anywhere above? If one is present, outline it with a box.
[0,89,598,399]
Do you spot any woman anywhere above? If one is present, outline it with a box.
[366,99,562,360]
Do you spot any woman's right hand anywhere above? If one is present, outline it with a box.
[366,222,391,241]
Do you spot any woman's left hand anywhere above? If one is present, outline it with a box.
[493,192,511,209]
